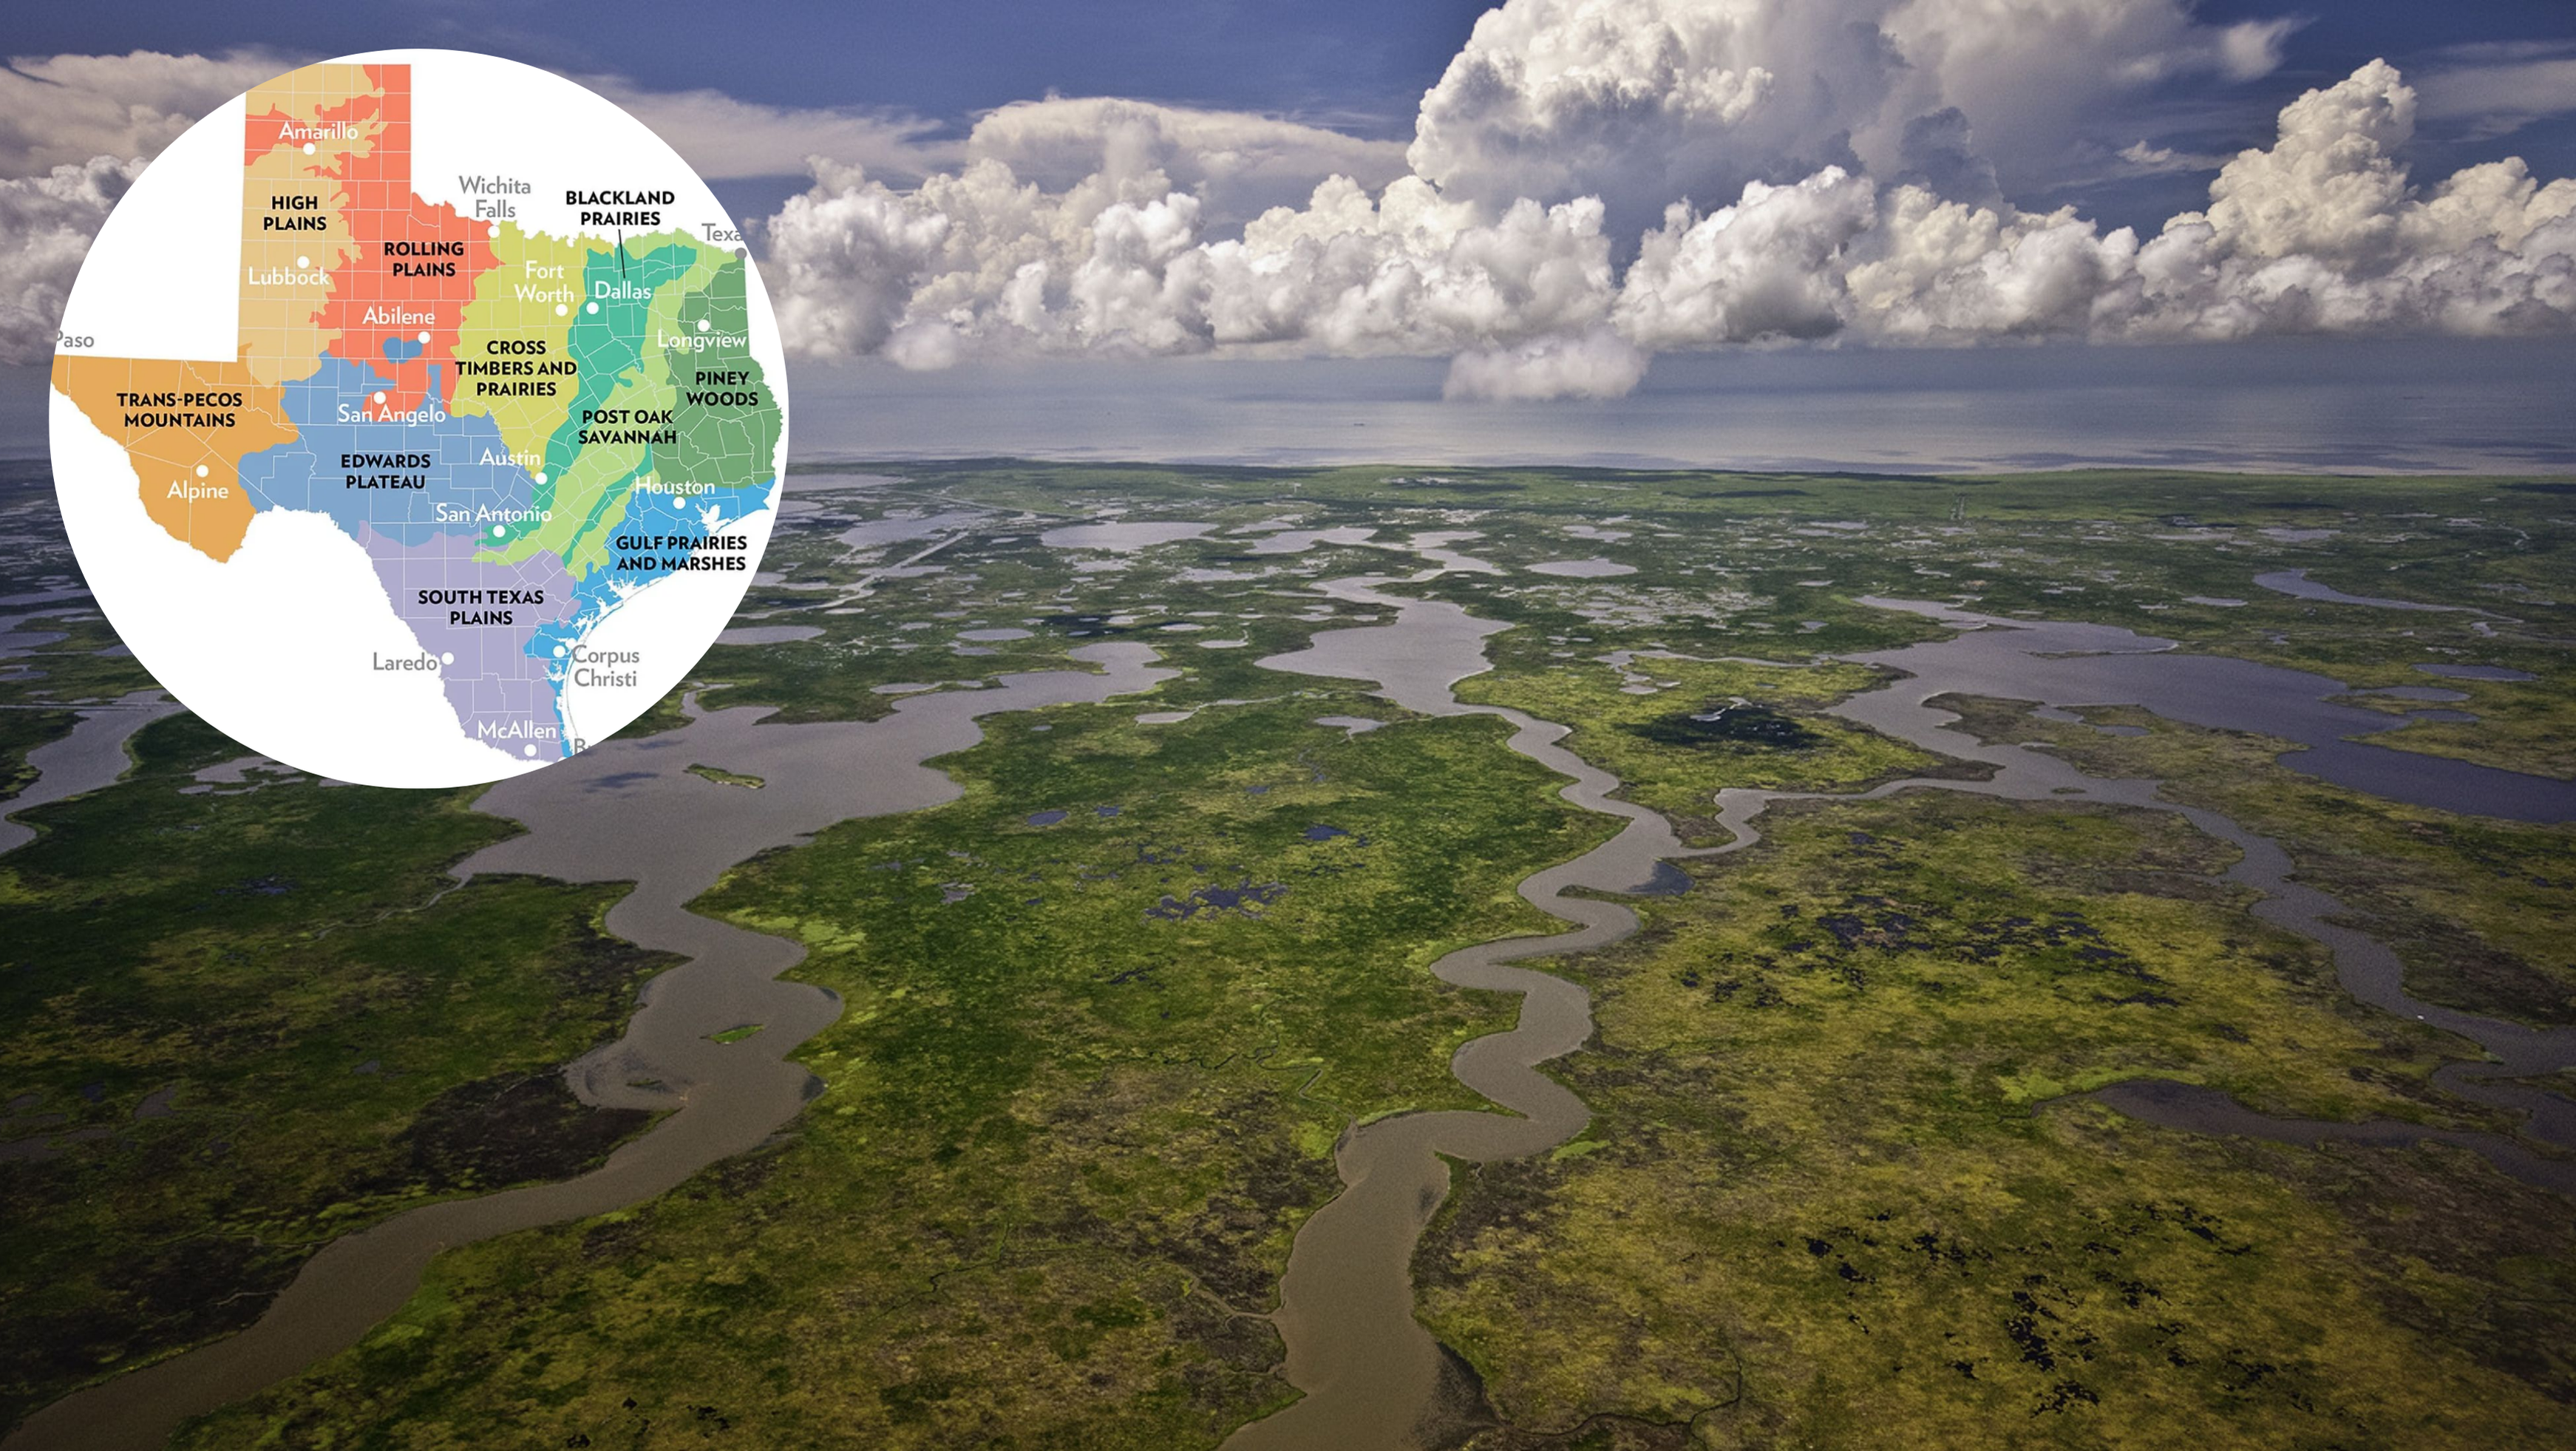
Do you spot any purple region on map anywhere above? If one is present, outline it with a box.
[356,525,577,758]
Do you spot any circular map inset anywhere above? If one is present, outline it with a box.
[48,50,786,788]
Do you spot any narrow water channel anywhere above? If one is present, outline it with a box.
[12,582,2569,1451]
[1228,576,1719,1450]
[1226,589,2576,1448]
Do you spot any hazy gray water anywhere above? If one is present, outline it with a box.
[0,691,180,855]
[758,339,2576,473]
[1039,521,1217,552]
[2254,568,2475,613]
[713,625,823,645]
[1837,600,2576,822]
[1525,557,1635,578]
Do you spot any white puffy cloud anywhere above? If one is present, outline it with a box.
[751,52,2576,396]
[1615,168,1876,347]
[2118,61,2576,338]
[0,154,142,364]
[1404,0,2292,239]
[0,52,281,362]
[767,160,1624,370]
[961,96,1407,228]
[0,50,285,175]
[761,161,956,358]
[7,16,2576,399]
[1617,61,2576,348]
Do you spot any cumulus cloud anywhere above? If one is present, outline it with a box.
[961,97,1408,228]
[766,161,1625,367]
[0,155,142,364]
[759,51,2575,393]
[1615,61,2576,347]
[738,0,2436,395]
[0,50,285,175]
[1407,0,2292,238]
[6,8,2576,398]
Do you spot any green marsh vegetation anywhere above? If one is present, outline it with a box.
[0,713,670,1431]
[172,692,1609,1449]
[3,459,2571,1445]
[1416,787,2575,1447]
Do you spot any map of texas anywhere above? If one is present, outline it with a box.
[52,61,780,761]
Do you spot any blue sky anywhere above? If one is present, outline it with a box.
[6,1,2576,461]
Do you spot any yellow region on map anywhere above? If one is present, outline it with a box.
[51,356,299,563]
[237,64,381,388]
[449,227,604,466]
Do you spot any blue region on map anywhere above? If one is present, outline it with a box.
[236,356,538,546]
[528,478,777,688]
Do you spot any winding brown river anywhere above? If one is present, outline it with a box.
[10,576,2572,1451]
[4,645,1175,1451]
[1223,588,2576,1447]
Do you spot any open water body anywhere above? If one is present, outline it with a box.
[0,691,180,855]
[1226,590,2576,1448]
[1838,600,2576,822]
[4,645,1175,1451]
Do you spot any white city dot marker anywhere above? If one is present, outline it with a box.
[440,651,455,665]
[372,390,387,404]
[194,464,209,478]
[554,303,568,316]
[586,302,599,313]
[302,142,316,154]
[492,524,506,537]
[488,222,500,238]
[531,472,546,484]
[697,319,710,332]
[296,256,310,268]
[553,645,567,658]
[523,744,537,757]
[417,330,430,344]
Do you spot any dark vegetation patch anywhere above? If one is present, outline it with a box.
[1038,612,1148,636]
[1623,704,1820,750]
[0,707,76,802]
[0,728,669,1430]
[391,1073,653,1193]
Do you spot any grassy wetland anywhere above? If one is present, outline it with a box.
[3,458,2572,1447]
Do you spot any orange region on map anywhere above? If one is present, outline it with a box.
[52,356,299,563]
[299,64,496,416]
[238,63,384,388]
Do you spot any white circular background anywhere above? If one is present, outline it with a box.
[50,49,789,788]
